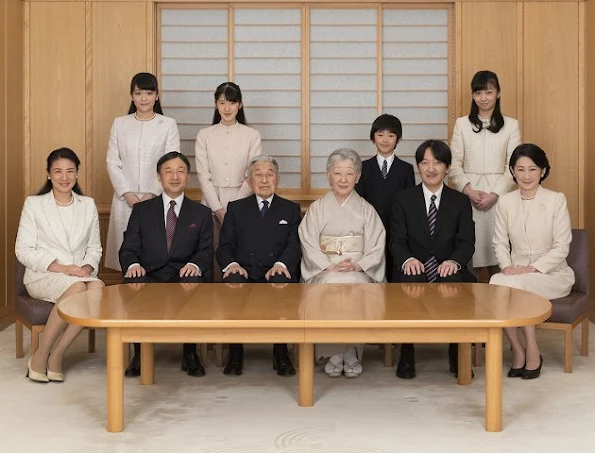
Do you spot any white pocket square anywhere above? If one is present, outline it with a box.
[279,220,288,225]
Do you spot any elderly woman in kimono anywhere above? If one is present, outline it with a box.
[490,144,574,380]
[299,148,386,378]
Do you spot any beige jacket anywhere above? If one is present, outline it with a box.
[194,122,262,212]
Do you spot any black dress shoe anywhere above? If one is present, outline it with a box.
[396,344,416,379]
[396,355,416,379]
[124,354,140,377]
[181,351,205,377]
[273,353,296,376]
[522,356,543,380]
[507,363,526,378]
[223,355,244,375]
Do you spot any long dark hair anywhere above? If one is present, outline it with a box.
[468,70,504,134]
[212,82,246,125]
[127,72,163,115]
[37,147,84,195]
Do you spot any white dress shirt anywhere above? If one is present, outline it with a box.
[376,153,396,174]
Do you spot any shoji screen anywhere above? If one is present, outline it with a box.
[159,4,451,192]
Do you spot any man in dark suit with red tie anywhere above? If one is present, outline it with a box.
[217,155,302,377]
[390,140,476,379]
[119,151,213,378]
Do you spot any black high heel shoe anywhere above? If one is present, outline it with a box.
[507,363,525,378]
[522,355,543,380]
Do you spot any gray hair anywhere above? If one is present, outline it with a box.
[326,148,362,175]
[247,155,280,177]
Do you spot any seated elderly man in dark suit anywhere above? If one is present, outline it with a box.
[390,139,476,380]
[217,155,302,377]
[119,151,213,377]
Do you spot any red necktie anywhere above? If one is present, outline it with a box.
[166,200,177,252]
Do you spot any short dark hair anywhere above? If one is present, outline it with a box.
[128,72,163,115]
[157,152,191,173]
[509,143,551,183]
[414,139,452,167]
[37,147,84,195]
[369,114,403,142]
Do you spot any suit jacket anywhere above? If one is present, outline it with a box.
[217,194,302,281]
[390,184,475,279]
[355,156,415,228]
[493,186,573,274]
[119,195,213,281]
[15,192,102,285]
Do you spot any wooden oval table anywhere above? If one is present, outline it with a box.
[58,282,551,433]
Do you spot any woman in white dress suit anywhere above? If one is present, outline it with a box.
[490,144,574,379]
[105,72,180,270]
[16,148,104,383]
[449,70,521,272]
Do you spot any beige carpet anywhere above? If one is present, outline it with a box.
[1,323,594,452]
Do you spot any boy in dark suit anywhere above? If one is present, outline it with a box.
[355,114,415,281]
[217,155,301,377]
[119,152,214,378]
[390,140,476,379]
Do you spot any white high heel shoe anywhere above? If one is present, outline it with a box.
[26,358,49,383]
[47,370,64,382]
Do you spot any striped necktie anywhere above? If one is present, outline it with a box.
[381,159,388,179]
[424,194,439,282]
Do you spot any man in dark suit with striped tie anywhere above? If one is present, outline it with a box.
[119,152,213,378]
[390,140,476,379]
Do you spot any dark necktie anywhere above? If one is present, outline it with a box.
[424,194,439,282]
[166,200,177,252]
[381,159,388,179]
[261,199,269,218]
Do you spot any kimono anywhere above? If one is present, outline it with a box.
[449,115,521,267]
[489,187,574,300]
[105,113,180,271]
[298,190,386,359]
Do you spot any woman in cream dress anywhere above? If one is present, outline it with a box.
[105,72,180,271]
[16,148,104,383]
[195,82,262,225]
[299,148,386,377]
[490,144,574,379]
[449,70,521,271]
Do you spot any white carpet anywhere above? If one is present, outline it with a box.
[1,323,594,453]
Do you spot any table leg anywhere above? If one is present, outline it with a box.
[298,343,314,407]
[485,328,503,432]
[458,343,472,385]
[140,343,155,385]
[123,343,130,368]
[107,328,124,433]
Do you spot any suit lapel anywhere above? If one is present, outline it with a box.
[415,185,431,239]
[41,192,71,252]
[169,196,192,255]
[434,185,451,238]
[68,194,87,249]
[151,196,168,256]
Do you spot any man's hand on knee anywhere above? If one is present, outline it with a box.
[265,265,291,281]
[125,264,146,279]
[223,264,248,279]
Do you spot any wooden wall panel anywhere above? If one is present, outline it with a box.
[522,2,579,225]
[28,2,86,194]
[1,0,24,319]
[460,2,518,120]
[586,0,595,314]
[92,2,149,208]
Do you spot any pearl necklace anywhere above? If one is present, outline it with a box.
[134,112,156,121]
[520,195,535,201]
[55,197,74,207]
